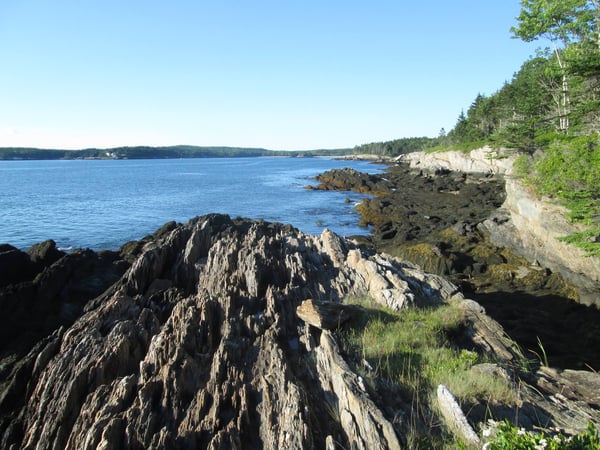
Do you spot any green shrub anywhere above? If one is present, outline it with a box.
[425,140,488,154]
[533,135,600,201]
[521,134,600,257]
[558,226,600,258]
[482,420,600,449]
[513,154,534,179]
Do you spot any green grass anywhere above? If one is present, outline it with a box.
[338,296,514,406]
[336,296,516,448]
[558,226,600,257]
[482,420,600,449]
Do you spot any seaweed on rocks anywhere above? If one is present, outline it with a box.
[310,162,600,371]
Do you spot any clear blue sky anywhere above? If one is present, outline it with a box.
[0,1,537,150]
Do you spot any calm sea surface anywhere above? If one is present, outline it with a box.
[1,157,384,250]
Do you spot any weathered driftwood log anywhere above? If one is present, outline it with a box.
[437,384,481,447]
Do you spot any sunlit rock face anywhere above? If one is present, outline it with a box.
[1,214,450,449]
[1,214,598,449]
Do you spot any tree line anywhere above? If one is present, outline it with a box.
[356,1,598,157]
[445,0,599,151]
[452,0,600,256]
[353,1,599,255]
[352,137,441,156]
[0,146,353,160]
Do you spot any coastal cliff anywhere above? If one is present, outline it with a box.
[312,156,600,372]
[2,214,598,449]
[398,147,600,307]
[398,146,515,176]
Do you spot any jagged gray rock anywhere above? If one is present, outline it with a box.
[0,214,597,449]
[1,215,417,449]
[316,331,402,450]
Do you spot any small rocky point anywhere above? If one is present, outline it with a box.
[1,214,599,449]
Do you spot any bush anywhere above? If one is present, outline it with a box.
[533,135,600,200]
[524,134,600,256]
[513,154,534,179]
[482,420,600,449]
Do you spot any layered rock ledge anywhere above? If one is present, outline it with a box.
[398,147,600,307]
[313,153,600,371]
[0,215,446,449]
[2,214,598,449]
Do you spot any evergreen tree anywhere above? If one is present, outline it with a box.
[511,0,600,132]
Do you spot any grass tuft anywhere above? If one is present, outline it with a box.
[338,296,514,406]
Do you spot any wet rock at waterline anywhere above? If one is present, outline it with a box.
[311,161,600,371]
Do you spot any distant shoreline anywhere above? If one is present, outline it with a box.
[0,145,353,161]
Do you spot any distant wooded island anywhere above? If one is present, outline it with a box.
[0,145,356,160]
[0,137,444,161]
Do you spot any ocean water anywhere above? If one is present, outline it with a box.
[0,157,384,250]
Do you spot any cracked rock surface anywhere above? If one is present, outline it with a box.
[1,214,597,449]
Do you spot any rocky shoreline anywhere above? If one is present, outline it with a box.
[0,154,599,448]
[313,153,600,371]
[399,147,600,307]
[0,215,479,448]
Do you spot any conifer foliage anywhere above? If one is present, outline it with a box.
[444,0,599,150]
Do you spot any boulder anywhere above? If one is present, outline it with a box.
[27,240,64,269]
[0,244,34,287]
[296,299,362,330]
[0,241,66,289]
[309,168,393,194]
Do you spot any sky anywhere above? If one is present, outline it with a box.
[0,1,539,151]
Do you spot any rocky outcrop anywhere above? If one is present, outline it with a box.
[308,168,392,194]
[1,214,598,448]
[398,145,515,175]
[316,331,402,450]
[0,240,64,288]
[399,147,600,307]
[521,366,600,436]
[0,215,459,449]
[0,244,130,359]
[310,157,600,371]
[313,165,506,248]
[482,177,600,306]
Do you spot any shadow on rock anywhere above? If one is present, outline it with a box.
[472,290,600,371]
